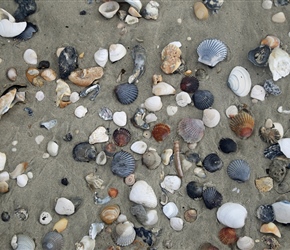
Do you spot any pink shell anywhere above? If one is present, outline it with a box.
[177,118,205,143]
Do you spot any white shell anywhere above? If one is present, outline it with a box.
[70,92,80,103]
[0,171,9,182]
[170,217,183,231]
[144,96,163,112]
[40,68,57,81]
[163,202,179,219]
[0,19,27,38]
[96,151,107,165]
[193,167,206,178]
[227,66,252,97]
[27,172,33,179]
[129,180,158,208]
[225,105,238,118]
[176,91,191,107]
[109,44,127,62]
[0,152,6,171]
[23,49,37,65]
[143,1,159,20]
[272,201,290,224]
[112,221,136,246]
[117,214,128,223]
[145,113,158,123]
[113,111,127,126]
[272,12,286,23]
[39,211,52,225]
[98,1,120,19]
[35,135,44,145]
[55,197,75,215]
[47,141,59,157]
[94,48,109,67]
[0,8,16,22]
[278,138,290,158]
[160,175,181,194]
[131,141,147,154]
[161,149,173,165]
[202,108,220,128]
[16,174,28,187]
[144,210,158,226]
[273,122,284,137]
[75,236,95,250]
[124,0,142,12]
[125,15,139,25]
[89,126,109,144]
[217,202,247,228]
[11,234,35,250]
[262,0,273,9]
[152,82,176,96]
[7,67,17,81]
[237,236,255,250]
[250,85,266,101]
[75,105,88,118]
[268,47,290,81]
[167,105,178,116]
[35,91,45,101]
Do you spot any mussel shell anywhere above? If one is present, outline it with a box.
[72,142,96,162]
[114,83,138,105]
[202,187,223,209]
[58,46,78,79]
[218,138,237,154]
[264,143,283,160]
[256,204,275,223]
[111,151,135,177]
[248,45,271,67]
[227,159,250,182]
[13,0,37,21]
[192,90,214,110]
[180,76,199,93]
[202,153,223,172]
[15,22,38,40]
[42,231,64,250]
[186,181,203,200]
[177,118,205,143]
[113,128,131,147]
[152,123,171,142]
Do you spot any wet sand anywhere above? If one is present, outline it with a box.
[1,0,290,249]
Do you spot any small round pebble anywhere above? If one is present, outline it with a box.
[177,18,182,24]
[61,178,69,186]
[12,140,18,146]
[80,10,87,15]
[1,211,10,222]
[12,148,17,152]
[35,91,45,101]
[42,153,50,159]
[27,172,33,179]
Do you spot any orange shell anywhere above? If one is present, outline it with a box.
[100,204,120,224]
[26,67,40,83]
[161,44,182,74]
[68,67,104,87]
[152,123,171,142]
[218,227,238,245]
[260,222,281,238]
[261,35,280,49]
[194,2,209,20]
[108,187,119,198]
[229,111,254,139]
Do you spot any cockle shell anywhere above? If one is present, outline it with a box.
[100,204,120,224]
[250,85,266,101]
[202,187,223,209]
[236,236,255,250]
[268,47,290,81]
[98,1,120,19]
[56,79,71,108]
[160,175,181,194]
[144,96,163,112]
[94,48,108,67]
[227,66,252,97]
[152,82,176,96]
[68,67,104,87]
[227,159,250,182]
[163,202,179,219]
[11,234,35,250]
[202,108,220,128]
[229,111,255,139]
[89,126,109,144]
[23,49,37,65]
[112,221,136,246]
[42,231,64,250]
[219,227,238,245]
[194,2,208,20]
[152,123,171,142]
[192,90,214,110]
[109,44,127,62]
[113,128,131,147]
[111,151,135,177]
[0,152,6,171]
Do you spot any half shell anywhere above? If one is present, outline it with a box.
[68,67,104,87]
[202,108,220,128]
[152,123,171,142]
[100,204,120,224]
[112,221,136,246]
[227,159,250,182]
[202,153,223,172]
[229,111,255,139]
[248,45,271,67]
[94,48,108,67]
[177,118,205,143]
[202,187,223,209]
[109,44,127,62]
[227,66,252,97]
[111,151,135,177]
[98,1,120,19]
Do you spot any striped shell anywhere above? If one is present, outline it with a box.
[227,66,252,97]
[192,90,214,110]
[197,39,227,67]
[111,151,135,177]
[112,221,136,246]
[100,204,120,224]
[42,231,64,250]
[177,118,205,143]
[259,126,281,144]
[229,111,255,139]
[113,128,131,147]
[227,159,250,182]
[202,153,223,172]
[202,187,223,209]
[114,83,138,105]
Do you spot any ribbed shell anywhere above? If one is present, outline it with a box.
[192,90,214,110]
[248,45,271,67]
[100,204,120,224]
[202,187,223,209]
[114,83,138,105]
[227,159,250,182]
[111,151,135,177]
[177,118,205,143]
[218,138,237,154]
[197,39,227,67]
[15,234,36,250]
[202,153,223,172]
[180,76,199,93]
[152,123,171,142]
[227,66,252,97]
[72,142,97,162]
[112,222,136,246]
[229,111,255,139]
[256,204,275,223]
[58,46,78,79]
[42,231,64,250]
[113,128,131,147]
[186,181,204,200]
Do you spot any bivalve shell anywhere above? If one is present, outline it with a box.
[0,19,27,38]
[192,90,214,110]
[6,67,17,81]
[114,83,138,105]
[94,48,108,67]
[113,111,127,127]
[177,118,205,143]
[278,138,290,158]
[272,12,286,23]
[55,197,75,215]
[42,231,64,250]
[75,105,88,118]
[12,234,35,250]
[112,221,136,246]
[261,35,280,49]
[170,217,184,231]
[163,202,179,219]
[255,177,273,192]
[160,175,181,193]
[0,152,6,171]
[89,126,109,144]
[202,153,223,172]
[202,108,220,128]
[219,227,238,245]
[109,44,127,62]
[23,48,37,65]
[268,47,290,81]
[113,128,131,147]
[100,204,120,224]
[256,204,275,223]
[218,138,237,154]
[130,140,147,154]
[227,159,250,182]
[186,181,204,200]
[227,66,252,97]
[68,67,104,87]
[152,123,171,142]
[98,1,120,19]
[111,151,135,177]
[229,111,255,139]
[248,45,271,67]
[250,85,266,101]
[152,82,176,96]
[144,210,158,226]
[237,236,255,250]
[260,222,281,238]
[47,141,59,157]
[202,187,223,209]
[184,209,197,223]
[16,174,28,187]
[176,91,192,107]
[194,2,209,20]
[272,200,290,224]
[144,96,163,112]
[262,0,273,9]
[41,68,57,81]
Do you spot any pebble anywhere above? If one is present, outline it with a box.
[12,140,18,146]
[35,135,44,145]
[35,91,45,101]
[27,172,33,179]
[262,0,273,9]
[12,148,17,152]
[47,141,59,157]
[177,18,182,24]
[42,153,50,159]
[272,12,286,23]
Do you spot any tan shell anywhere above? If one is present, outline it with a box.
[85,173,104,191]
[255,177,273,192]
[194,2,208,20]
[128,6,142,17]
[0,181,9,193]
[32,76,44,87]
[261,35,280,49]
[152,74,162,85]
[10,162,28,179]
[124,173,135,186]
[40,68,57,81]
[56,79,71,108]
[142,150,161,169]
[68,67,104,87]
[0,88,17,117]
[260,222,281,238]
[100,204,120,224]
[26,67,40,83]
[184,209,197,223]
[161,44,182,74]
[53,218,68,233]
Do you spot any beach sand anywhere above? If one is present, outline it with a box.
[0,0,290,249]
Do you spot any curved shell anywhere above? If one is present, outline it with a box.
[0,19,27,38]
[144,96,163,111]
[184,209,197,223]
[160,175,181,193]
[98,1,120,19]
[24,49,37,65]
[259,127,281,144]
[152,82,176,96]
[218,227,238,245]
[202,187,223,209]
[229,111,255,139]
[278,138,290,158]
[250,85,266,101]
[202,108,220,128]
[100,204,120,224]
[272,201,290,224]
[13,234,35,250]
[152,123,171,142]
[177,118,205,143]
[163,202,179,219]
[197,38,227,67]
[248,45,271,67]
[237,236,255,250]
[42,231,64,250]
[227,66,252,97]
[142,150,161,170]
[194,2,209,20]
[192,90,214,110]
[160,44,182,74]
[170,217,184,231]
[113,128,131,147]
[72,142,96,162]
[186,181,204,200]
[202,153,223,172]
[261,35,280,49]
[218,138,237,154]
[109,44,127,62]
[256,204,275,223]
[68,67,104,87]
[114,83,138,105]
[111,151,135,177]
[112,221,136,246]
[227,159,251,182]
[94,48,108,67]
[180,76,199,93]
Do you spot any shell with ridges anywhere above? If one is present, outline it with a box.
[100,204,120,224]
[228,66,252,97]
[152,123,171,142]
[192,90,214,110]
[177,118,205,143]
[111,151,135,177]
[219,227,238,245]
[42,231,64,250]
[12,234,35,250]
[227,159,251,182]
[114,83,138,105]
[202,187,223,209]
[112,221,136,246]
[113,128,131,147]
[229,111,255,139]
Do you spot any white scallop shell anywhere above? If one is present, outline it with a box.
[217,202,247,228]
[144,210,158,226]
[47,141,59,157]
[55,197,75,215]
[227,66,252,97]
[75,105,88,118]
[170,217,184,231]
[176,91,191,107]
[160,175,181,194]
[250,85,266,101]
[163,202,179,219]
[152,82,176,96]
[278,138,290,158]
[98,1,120,19]
[144,96,163,112]
[23,49,37,65]
[202,108,220,128]
[112,221,136,246]
[130,141,147,154]
[94,48,109,67]
[109,44,127,62]
[237,236,255,250]
[113,111,127,127]
[0,152,6,171]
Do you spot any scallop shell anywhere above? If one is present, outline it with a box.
[163,202,179,219]
[202,187,223,209]
[237,236,255,250]
[227,66,252,97]
[113,128,131,147]
[177,118,205,143]
[186,181,204,200]
[12,234,35,250]
[42,231,64,250]
[192,90,214,110]
[248,45,271,67]
[98,1,120,19]
[111,151,135,178]
[68,67,104,87]
[229,111,255,139]
[256,204,275,223]
[180,76,199,93]
[94,48,108,67]
[218,227,238,245]
[259,126,281,144]
[202,108,220,128]
[218,138,237,154]
[100,204,120,224]
[194,2,208,20]
[152,123,171,142]
[142,150,161,169]
[114,83,138,105]
[227,159,250,182]
[202,153,223,172]
[109,44,127,62]
[250,85,266,101]
[197,39,227,67]
[112,221,136,246]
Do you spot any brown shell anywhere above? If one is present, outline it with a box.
[260,35,280,49]
[113,128,131,147]
[229,111,254,139]
[161,44,182,74]
[152,123,171,142]
[178,118,205,143]
[218,227,238,245]
[0,181,9,193]
[255,177,273,192]
[259,126,281,144]
[103,142,117,157]
[26,67,39,83]
[100,204,120,224]
[184,209,197,223]
[68,67,104,87]
[194,2,209,20]
[108,187,119,198]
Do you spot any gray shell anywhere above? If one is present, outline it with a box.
[227,159,250,182]
[58,46,78,79]
[256,204,274,223]
[111,151,135,177]
[114,83,138,105]
[248,45,271,67]
[263,79,281,96]
[264,143,284,160]
[202,153,223,172]
[202,187,223,209]
[42,231,64,250]
[72,142,96,162]
[14,234,35,250]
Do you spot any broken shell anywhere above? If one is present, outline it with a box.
[10,162,28,179]
[11,234,35,250]
[47,141,59,157]
[89,222,104,240]
[152,82,176,96]
[144,96,163,112]
[109,44,127,62]
[39,211,52,225]
[75,105,88,118]
[96,151,107,165]
[160,175,181,193]
[259,126,281,144]
[131,140,147,154]
[250,85,266,101]
[100,204,120,224]
[108,187,118,198]
[16,174,28,187]
[23,48,37,65]
[68,67,104,87]
[176,91,192,107]
[56,79,71,108]
[161,43,182,74]
[26,67,39,83]
[261,35,280,49]
[260,222,281,237]
[70,92,79,103]
[255,177,273,192]
[89,126,109,144]
[0,18,27,38]
[94,48,108,67]
[161,149,173,165]
[144,209,158,226]
[113,111,127,127]
[167,105,178,116]
[75,236,96,250]
[0,152,6,171]
[268,47,290,81]
[202,108,220,128]
[40,68,57,81]
[152,74,162,85]
[142,150,161,169]
[272,12,286,23]
[85,173,104,191]
[141,1,159,20]
[0,181,9,193]
[53,218,68,233]
[125,15,139,25]
[194,2,208,20]
[7,67,17,81]
[99,1,120,19]
[128,6,142,18]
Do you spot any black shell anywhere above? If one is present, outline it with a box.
[248,45,271,67]
[203,0,224,12]
[256,204,275,223]
[180,76,199,93]
[15,22,38,40]
[263,79,281,96]
[227,159,250,182]
[14,0,37,22]
[111,151,135,177]
[42,231,64,250]
[72,142,96,162]
[218,138,237,154]
[1,211,10,222]
[58,46,78,79]
[114,83,138,105]
[185,152,201,165]
[38,61,50,69]
[186,181,204,200]
[264,143,284,160]
[202,187,223,209]
[202,153,223,172]
[192,90,214,110]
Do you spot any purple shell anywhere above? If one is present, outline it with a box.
[177,118,205,143]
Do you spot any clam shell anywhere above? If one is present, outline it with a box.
[47,141,59,157]
[113,128,131,147]
[152,82,176,96]
[152,123,171,142]
[144,96,163,111]
[237,236,255,250]
[180,76,199,93]
[40,68,57,81]
[250,84,266,101]
[13,234,35,250]
[194,2,208,20]
[69,67,103,87]
[17,174,28,187]
[202,153,223,172]
[98,1,120,19]
[94,48,108,67]
[144,209,158,226]
[141,1,159,20]
[42,231,64,250]
[202,108,220,128]
[0,152,6,171]
[219,227,238,245]
[53,218,68,233]
[227,159,250,182]
[109,44,127,62]
[72,142,96,162]
[142,150,161,169]
[176,91,192,107]
[225,105,238,118]
[227,66,252,97]
[272,11,286,23]
[114,83,138,105]
[113,111,127,127]
[278,138,290,158]
[257,204,275,223]
[202,187,223,209]
[23,49,37,65]
[0,181,9,193]
[7,67,17,81]
[111,151,135,178]
[89,126,109,144]
[192,90,214,110]
[112,221,136,246]
[100,204,120,224]
[170,217,184,231]
[197,39,227,67]
[248,45,271,67]
[0,19,27,38]
[177,118,205,143]
[184,209,197,223]
[160,175,181,193]
[55,197,75,215]
[130,140,147,154]
[186,181,203,200]
[218,138,237,154]
[229,111,255,139]
[163,202,179,219]
[58,46,78,80]
[272,201,290,224]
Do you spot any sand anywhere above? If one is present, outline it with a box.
[1,0,290,249]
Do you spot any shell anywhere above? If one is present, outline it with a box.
[229,111,255,139]
[125,15,139,25]
[152,123,171,142]
[58,46,78,80]
[35,91,45,101]
[125,0,142,11]
[23,48,37,65]
[180,76,199,93]
[130,204,148,224]
[99,1,120,19]
[192,90,214,110]
[12,234,35,250]
[114,83,138,105]
[0,152,6,171]
[96,151,107,165]
[268,159,287,183]
[47,141,59,157]
[261,35,280,49]
[100,204,120,224]
[197,39,227,67]
[225,105,238,118]
[141,1,159,20]
[259,126,281,144]
[75,236,96,250]
[113,128,131,147]
[26,67,39,83]
[203,153,223,172]
[94,48,108,67]
[170,217,184,231]
[42,231,64,250]
[113,111,127,127]
[219,227,238,245]
[39,211,52,225]
[167,105,178,116]
[227,66,252,97]
[177,118,205,143]
[99,107,113,121]
[202,108,220,128]
[0,171,9,182]
[56,79,71,108]
[128,6,142,17]
[108,187,118,198]
[68,67,104,87]
[7,67,17,81]
[55,197,75,215]
[199,243,219,250]
[160,175,181,193]
[152,82,176,96]
[144,209,158,226]
[248,45,271,67]
[112,221,136,246]
[161,149,173,165]
[129,180,157,208]
[0,88,17,117]
[272,12,286,23]
[53,218,68,233]
[124,173,135,186]
[260,222,281,238]
[256,204,275,223]
[268,47,290,81]
[89,126,109,144]
[142,150,161,169]
[255,177,273,192]
[85,173,104,191]
[203,0,224,12]
[176,91,192,107]
[72,142,96,162]
[250,85,266,101]
[10,162,28,179]
[0,18,27,38]
[109,44,127,62]
[272,200,290,224]
[160,43,182,74]
[218,138,237,154]
[103,142,117,157]
[202,187,223,209]
[17,174,28,187]
[194,2,209,20]
[15,208,28,221]
[227,159,250,182]
[163,202,179,219]
[184,209,197,223]
[0,181,9,193]
[41,68,57,81]
[262,0,273,9]
[111,151,135,178]
[131,140,147,154]
[237,236,255,250]
[144,96,163,111]
[145,113,158,123]
[217,202,248,228]
[186,181,204,199]
[278,138,290,158]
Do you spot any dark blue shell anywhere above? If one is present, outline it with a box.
[58,46,78,79]
[192,90,214,110]
[256,204,274,223]
[202,153,223,172]
[42,231,64,250]
[14,0,37,22]
[73,142,96,162]
[227,159,250,182]
[218,138,237,154]
[111,151,135,177]
[264,143,284,160]
[114,83,138,105]
[15,22,38,40]
[186,181,204,200]
[202,187,223,209]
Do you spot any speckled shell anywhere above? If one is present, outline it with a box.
[111,151,135,177]
[42,231,64,250]
[161,44,182,74]
[263,79,281,96]
[113,128,131,147]
[227,159,250,182]
[100,204,120,224]
[177,118,205,143]
[202,187,222,209]
[203,0,224,12]
[256,204,275,223]
[112,221,136,246]
[227,66,252,97]
[192,90,214,110]
[229,111,255,139]
[197,38,227,67]
[114,83,138,105]
[202,153,223,172]
[248,45,271,67]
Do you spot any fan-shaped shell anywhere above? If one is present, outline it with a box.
[42,231,64,250]
[229,111,255,139]
[192,90,214,110]
[113,128,131,147]
[114,83,138,105]
[237,236,255,250]
[202,187,222,209]
[218,227,238,245]
[100,204,120,224]
[180,76,199,93]
[202,108,220,128]
[111,151,135,177]
[203,153,223,172]
[248,45,271,67]
[218,138,237,153]
[186,181,204,199]
[177,118,205,143]
[163,202,179,219]
[227,159,250,182]
[152,123,171,142]
[112,221,136,246]
[197,38,227,67]
[227,66,252,97]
